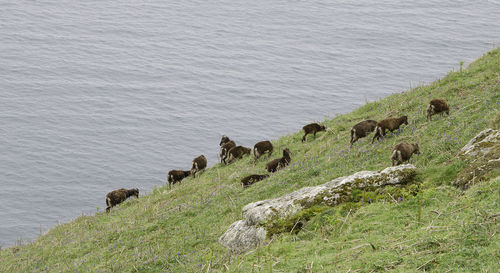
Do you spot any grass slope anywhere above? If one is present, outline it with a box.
[1,49,499,273]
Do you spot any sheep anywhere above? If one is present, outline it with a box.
[350,120,377,147]
[241,174,270,188]
[106,188,139,213]
[390,142,420,166]
[167,170,191,189]
[226,146,251,164]
[427,99,450,121]
[371,116,408,143]
[302,123,326,142]
[219,135,231,146]
[191,155,207,177]
[220,140,236,164]
[266,148,291,173]
[253,141,273,163]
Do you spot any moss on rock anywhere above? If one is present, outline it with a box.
[454,129,500,189]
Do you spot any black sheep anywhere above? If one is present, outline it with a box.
[167,170,191,188]
[302,123,326,142]
[241,174,270,188]
[106,188,139,213]
[266,148,291,173]
[390,143,420,166]
[350,120,377,147]
[371,116,408,143]
[191,155,207,177]
[427,99,450,121]
[253,141,273,163]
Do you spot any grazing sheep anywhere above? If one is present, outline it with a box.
[167,170,191,188]
[226,146,251,164]
[302,123,326,142]
[427,99,450,121]
[106,188,139,213]
[241,174,269,188]
[220,140,236,164]
[390,143,420,166]
[219,135,231,146]
[266,148,291,173]
[191,155,207,177]
[350,120,377,147]
[253,141,273,163]
[371,116,408,143]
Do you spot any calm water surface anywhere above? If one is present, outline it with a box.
[0,0,499,246]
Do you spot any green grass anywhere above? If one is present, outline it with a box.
[1,49,499,273]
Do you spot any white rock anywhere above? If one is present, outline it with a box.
[454,129,500,188]
[219,164,416,253]
[460,128,499,158]
[218,220,267,254]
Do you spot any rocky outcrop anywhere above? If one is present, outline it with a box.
[219,164,417,254]
[460,128,499,157]
[454,128,500,189]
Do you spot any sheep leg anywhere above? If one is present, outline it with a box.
[313,131,317,138]
[350,135,358,147]
[302,132,308,142]
[372,128,382,143]
[396,151,402,166]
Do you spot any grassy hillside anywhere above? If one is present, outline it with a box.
[1,49,499,272]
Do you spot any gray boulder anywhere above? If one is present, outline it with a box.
[455,128,499,188]
[219,164,417,254]
[460,128,499,158]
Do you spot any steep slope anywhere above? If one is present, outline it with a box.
[1,49,499,272]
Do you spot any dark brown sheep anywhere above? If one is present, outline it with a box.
[226,146,251,164]
[106,188,139,213]
[253,141,273,163]
[191,155,207,177]
[266,148,291,173]
[219,135,231,146]
[167,170,191,188]
[390,143,420,166]
[427,99,450,121]
[220,140,236,164]
[241,174,270,188]
[350,120,377,147]
[371,116,408,143]
[302,123,326,142]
